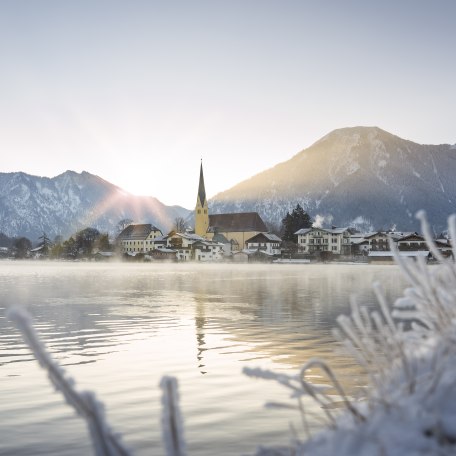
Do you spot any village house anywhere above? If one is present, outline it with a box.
[395,233,427,250]
[349,233,373,255]
[295,227,351,255]
[245,232,282,256]
[192,240,224,262]
[117,224,163,254]
[164,231,224,261]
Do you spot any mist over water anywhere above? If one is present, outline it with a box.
[0,262,407,455]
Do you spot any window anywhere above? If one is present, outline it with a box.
[198,210,201,214]
[332,238,337,243]
[332,246,337,251]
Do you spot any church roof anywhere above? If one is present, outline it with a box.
[209,212,268,233]
[197,162,206,206]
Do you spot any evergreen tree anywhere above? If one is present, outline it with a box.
[37,232,52,255]
[281,204,312,242]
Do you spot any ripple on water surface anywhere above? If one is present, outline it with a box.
[0,262,407,455]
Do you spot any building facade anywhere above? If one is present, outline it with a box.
[295,227,351,255]
[245,232,282,256]
[117,224,163,254]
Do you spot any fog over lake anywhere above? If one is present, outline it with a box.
[0,262,407,455]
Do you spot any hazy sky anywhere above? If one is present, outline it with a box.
[1,1,455,208]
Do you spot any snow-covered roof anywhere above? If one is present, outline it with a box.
[391,232,420,241]
[170,232,205,241]
[246,232,282,243]
[212,233,230,244]
[295,227,349,235]
[351,232,376,240]
[350,238,369,245]
[294,228,312,235]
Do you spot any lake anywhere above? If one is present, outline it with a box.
[0,261,407,455]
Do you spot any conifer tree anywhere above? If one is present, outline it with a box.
[281,204,312,242]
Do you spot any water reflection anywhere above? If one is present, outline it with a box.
[0,262,407,455]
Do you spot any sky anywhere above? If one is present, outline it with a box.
[0,1,455,208]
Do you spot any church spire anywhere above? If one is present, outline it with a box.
[195,160,209,237]
[197,160,207,206]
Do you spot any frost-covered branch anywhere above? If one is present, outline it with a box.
[7,306,132,456]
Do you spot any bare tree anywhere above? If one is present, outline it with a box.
[173,217,187,233]
[117,219,133,234]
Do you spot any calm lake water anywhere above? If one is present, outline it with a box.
[0,261,407,455]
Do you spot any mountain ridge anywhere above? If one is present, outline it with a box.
[2,126,455,240]
[0,170,190,241]
[209,126,456,232]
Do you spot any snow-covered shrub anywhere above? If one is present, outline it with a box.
[246,212,456,455]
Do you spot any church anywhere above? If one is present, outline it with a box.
[194,162,269,251]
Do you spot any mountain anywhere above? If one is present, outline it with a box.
[210,127,456,233]
[0,171,190,241]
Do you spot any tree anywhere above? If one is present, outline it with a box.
[63,237,78,258]
[281,204,312,242]
[117,219,133,235]
[173,217,187,233]
[0,232,13,248]
[37,232,53,256]
[14,237,32,258]
[75,227,101,255]
[95,233,111,251]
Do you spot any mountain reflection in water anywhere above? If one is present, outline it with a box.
[0,262,406,456]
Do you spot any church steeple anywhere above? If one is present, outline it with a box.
[197,161,207,207]
[195,161,209,237]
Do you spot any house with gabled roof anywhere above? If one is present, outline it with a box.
[163,231,224,261]
[295,227,351,255]
[245,232,282,256]
[117,223,163,254]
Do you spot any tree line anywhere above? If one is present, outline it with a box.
[0,228,111,259]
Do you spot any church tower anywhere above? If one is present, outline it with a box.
[195,161,209,237]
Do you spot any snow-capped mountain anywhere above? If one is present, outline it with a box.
[0,171,190,241]
[210,127,456,233]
